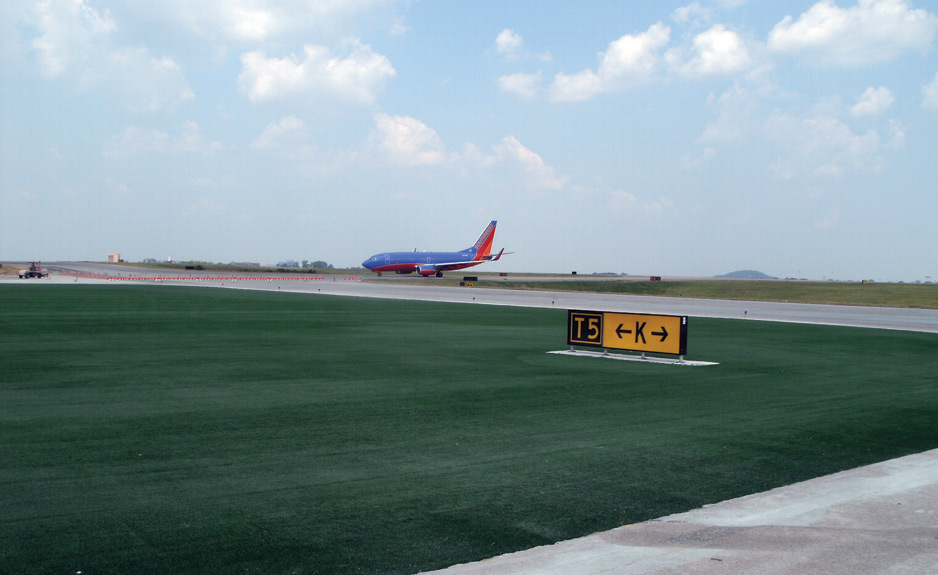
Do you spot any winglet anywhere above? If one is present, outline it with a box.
[483,248,505,261]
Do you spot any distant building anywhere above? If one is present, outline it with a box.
[108,253,121,263]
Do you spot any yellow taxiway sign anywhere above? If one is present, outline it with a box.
[568,310,688,356]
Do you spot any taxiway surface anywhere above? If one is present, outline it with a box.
[31,262,938,334]
[422,449,938,575]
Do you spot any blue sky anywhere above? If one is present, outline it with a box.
[2,0,937,281]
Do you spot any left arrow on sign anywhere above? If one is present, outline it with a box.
[615,324,632,338]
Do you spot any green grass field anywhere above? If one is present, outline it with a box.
[2,285,937,574]
[474,278,938,309]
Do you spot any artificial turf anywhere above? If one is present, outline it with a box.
[2,285,937,574]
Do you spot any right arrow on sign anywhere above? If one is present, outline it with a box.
[651,325,668,342]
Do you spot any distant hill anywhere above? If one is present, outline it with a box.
[715,270,777,280]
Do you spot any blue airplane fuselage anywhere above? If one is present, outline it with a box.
[362,249,480,275]
[362,221,502,276]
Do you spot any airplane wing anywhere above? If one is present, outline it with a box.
[437,249,509,269]
[414,249,508,275]
[430,261,480,271]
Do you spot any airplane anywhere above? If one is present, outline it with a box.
[362,220,506,277]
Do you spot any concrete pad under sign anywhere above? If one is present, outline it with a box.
[548,349,718,366]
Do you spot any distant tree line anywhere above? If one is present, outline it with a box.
[276,260,334,269]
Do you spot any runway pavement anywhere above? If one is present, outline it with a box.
[25,262,938,334]
[8,263,938,574]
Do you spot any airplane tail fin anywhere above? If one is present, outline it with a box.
[470,221,497,260]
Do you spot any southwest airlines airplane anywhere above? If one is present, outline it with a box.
[362,221,505,276]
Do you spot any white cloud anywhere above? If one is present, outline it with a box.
[700,83,759,143]
[768,0,938,67]
[717,0,750,8]
[498,72,542,99]
[0,0,29,64]
[550,70,602,103]
[923,72,938,110]
[250,116,305,150]
[134,0,392,44]
[492,136,568,190]
[851,86,894,116]
[363,112,570,196]
[671,2,712,27]
[610,189,638,212]
[103,121,222,158]
[26,0,193,111]
[30,0,115,80]
[226,6,277,41]
[239,40,395,104]
[390,20,409,36]
[644,197,676,215]
[496,29,523,56]
[610,190,676,215]
[370,113,447,167]
[366,115,568,193]
[682,146,717,169]
[597,23,671,79]
[669,24,751,76]
[764,110,882,177]
[494,28,551,63]
[550,23,670,101]
[884,119,905,149]
[109,48,194,113]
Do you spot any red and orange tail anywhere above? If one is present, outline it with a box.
[470,221,497,260]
